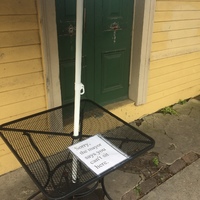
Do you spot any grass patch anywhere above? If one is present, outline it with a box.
[159,106,177,115]
[178,99,187,105]
[134,185,141,195]
[152,157,159,167]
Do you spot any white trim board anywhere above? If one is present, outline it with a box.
[129,0,156,105]
[37,0,62,108]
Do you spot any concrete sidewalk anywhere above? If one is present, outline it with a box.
[141,159,200,200]
[142,98,200,200]
[1,97,200,200]
[120,97,200,200]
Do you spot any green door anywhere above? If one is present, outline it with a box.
[56,0,94,104]
[56,0,133,105]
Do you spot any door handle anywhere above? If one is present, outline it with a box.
[110,22,120,31]
[68,24,76,36]
[110,22,121,43]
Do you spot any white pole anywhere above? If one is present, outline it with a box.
[72,0,84,183]
[74,0,84,138]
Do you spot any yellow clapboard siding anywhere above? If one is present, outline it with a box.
[149,65,200,87]
[0,15,38,32]
[148,78,200,102]
[153,20,200,32]
[0,84,45,107]
[157,0,199,3]
[0,45,41,64]
[152,36,200,52]
[16,136,72,165]
[148,71,200,95]
[148,0,200,123]
[155,11,200,22]
[0,96,46,120]
[0,30,40,48]
[0,138,4,145]
[0,0,44,176]
[0,153,21,175]
[4,115,64,144]
[0,0,37,15]
[0,136,71,175]
[146,84,200,110]
[0,59,42,78]
[108,83,200,123]
[152,28,200,42]
[151,44,200,61]
[0,108,46,125]
[0,143,11,157]
[6,132,48,146]
[2,118,50,143]
[149,58,200,79]
[150,51,200,69]
[156,1,200,11]
[0,72,44,93]
[149,82,200,105]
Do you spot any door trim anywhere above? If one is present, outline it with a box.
[38,0,155,107]
[37,0,61,108]
[129,0,156,105]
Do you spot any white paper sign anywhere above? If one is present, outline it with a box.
[68,135,129,175]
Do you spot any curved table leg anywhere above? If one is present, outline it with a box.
[100,178,112,200]
[72,181,99,198]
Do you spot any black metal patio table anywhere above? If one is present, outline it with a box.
[0,100,154,200]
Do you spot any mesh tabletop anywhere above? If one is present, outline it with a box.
[0,100,154,200]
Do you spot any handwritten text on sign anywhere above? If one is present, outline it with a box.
[68,135,128,175]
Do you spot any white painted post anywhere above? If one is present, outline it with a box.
[72,0,84,183]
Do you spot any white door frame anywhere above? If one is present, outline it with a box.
[129,0,156,105]
[37,0,155,107]
[37,0,61,108]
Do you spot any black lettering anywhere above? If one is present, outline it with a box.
[94,161,109,169]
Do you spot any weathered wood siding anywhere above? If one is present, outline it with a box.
[0,0,46,175]
[148,0,200,108]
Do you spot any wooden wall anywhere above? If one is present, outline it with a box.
[0,0,46,175]
[147,0,200,107]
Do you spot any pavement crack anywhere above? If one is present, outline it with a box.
[150,166,164,178]
[138,175,144,185]
[188,107,193,116]
[164,130,173,140]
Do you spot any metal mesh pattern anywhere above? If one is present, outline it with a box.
[0,100,154,199]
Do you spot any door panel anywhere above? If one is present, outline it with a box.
[56,0,76,104]
[101,50,125,93]
[95,0,134,104]
[56,0,95,104]
[56,0,133,105]
[60,61,75,101]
